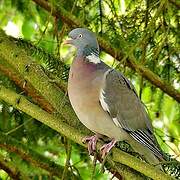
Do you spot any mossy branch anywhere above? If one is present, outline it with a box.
[0,85,173,180]
[0,58,54,113]
[0,156,21,180]
[0,132,77,179]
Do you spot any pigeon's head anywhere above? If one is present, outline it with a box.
[65,28,99,53]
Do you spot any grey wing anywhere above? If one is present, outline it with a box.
[99,69,163,159]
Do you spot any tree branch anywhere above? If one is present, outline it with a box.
[0,31,66,113]
[0,59,54,113]
[0,85,173,180]
[0,83,141,179]
[0,157,20,180]
[32,0,180,103]
[0,132,77,179]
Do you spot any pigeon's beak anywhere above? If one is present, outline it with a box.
[63,38,73,45]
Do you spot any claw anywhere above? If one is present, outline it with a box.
[100,138,116,158]
[82,135,99,155]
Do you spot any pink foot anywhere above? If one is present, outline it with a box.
[100,138,117,158]
[82,135,99,155]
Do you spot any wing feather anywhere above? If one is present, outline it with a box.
[99,69,163,159]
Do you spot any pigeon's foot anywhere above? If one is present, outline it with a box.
[82,135,99,155]
[100,138,117,158]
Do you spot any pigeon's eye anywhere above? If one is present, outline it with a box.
[79,34,83,38]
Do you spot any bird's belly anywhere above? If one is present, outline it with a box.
[68,86,127,140]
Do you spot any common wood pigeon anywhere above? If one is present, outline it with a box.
[65,28,164,165]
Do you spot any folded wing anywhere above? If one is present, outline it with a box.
[99,69,163,159]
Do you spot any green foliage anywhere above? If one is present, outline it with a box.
[0,0,179,179]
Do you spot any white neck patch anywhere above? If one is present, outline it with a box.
[86,53,101,64]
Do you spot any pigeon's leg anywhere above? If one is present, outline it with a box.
[82,134,100,155]
[100,138,117,158]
